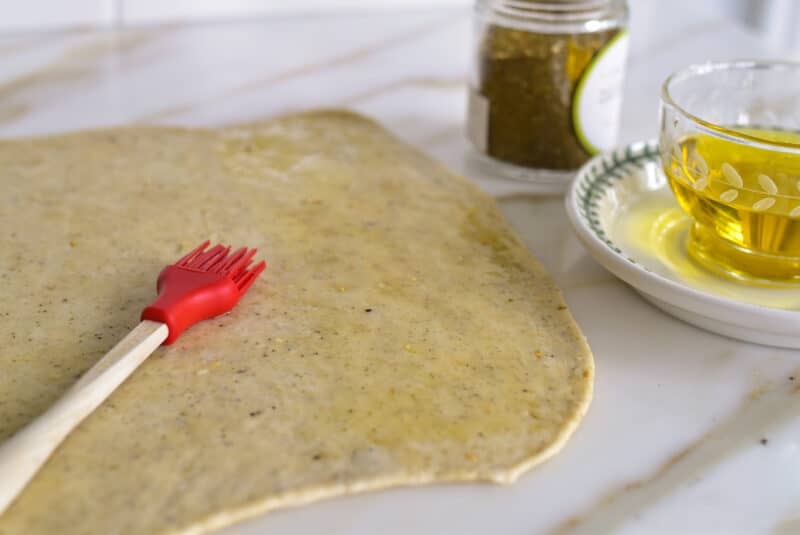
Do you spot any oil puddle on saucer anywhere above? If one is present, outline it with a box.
[610,190,800,310]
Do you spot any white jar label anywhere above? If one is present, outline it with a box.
[466,89,489,153]
[572,31,629,155]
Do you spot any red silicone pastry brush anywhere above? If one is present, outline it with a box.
[0,241,266,515]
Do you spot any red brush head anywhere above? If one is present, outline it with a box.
[141,241,266,344]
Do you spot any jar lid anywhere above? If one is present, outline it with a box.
[480,0,627,32]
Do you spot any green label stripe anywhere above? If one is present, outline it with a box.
[572,30,629,156]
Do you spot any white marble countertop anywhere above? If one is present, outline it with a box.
[2,2,799,534]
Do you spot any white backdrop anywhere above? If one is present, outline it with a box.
[0,0,797,55]
[0,0,469,31]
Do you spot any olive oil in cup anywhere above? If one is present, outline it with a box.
[660,61,800,286]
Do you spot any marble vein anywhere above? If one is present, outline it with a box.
[338,76,465,106]
[137,14,467,123]
[549,376,800,535]
[0,27,97,57]
[0,29,159,128]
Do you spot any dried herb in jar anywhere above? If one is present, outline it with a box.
[467,1,629,178]
[479,27,620,168]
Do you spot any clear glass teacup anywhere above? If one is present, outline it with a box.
[659,61,800,286]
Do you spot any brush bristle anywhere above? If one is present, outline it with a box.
[174,242,265,290]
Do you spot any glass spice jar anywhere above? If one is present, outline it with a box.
[466,0,629,193]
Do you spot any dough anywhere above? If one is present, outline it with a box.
[0,111,592,534]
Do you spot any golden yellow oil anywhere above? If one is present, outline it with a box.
[663,128,800,285]
[613,193,800,309]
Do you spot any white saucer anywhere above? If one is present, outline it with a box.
[565,140,800,349]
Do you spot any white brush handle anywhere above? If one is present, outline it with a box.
[0,320,168,515]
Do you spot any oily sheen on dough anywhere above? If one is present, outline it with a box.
[0,111,593,534]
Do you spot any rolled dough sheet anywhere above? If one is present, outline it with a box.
[0,111,593,534]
